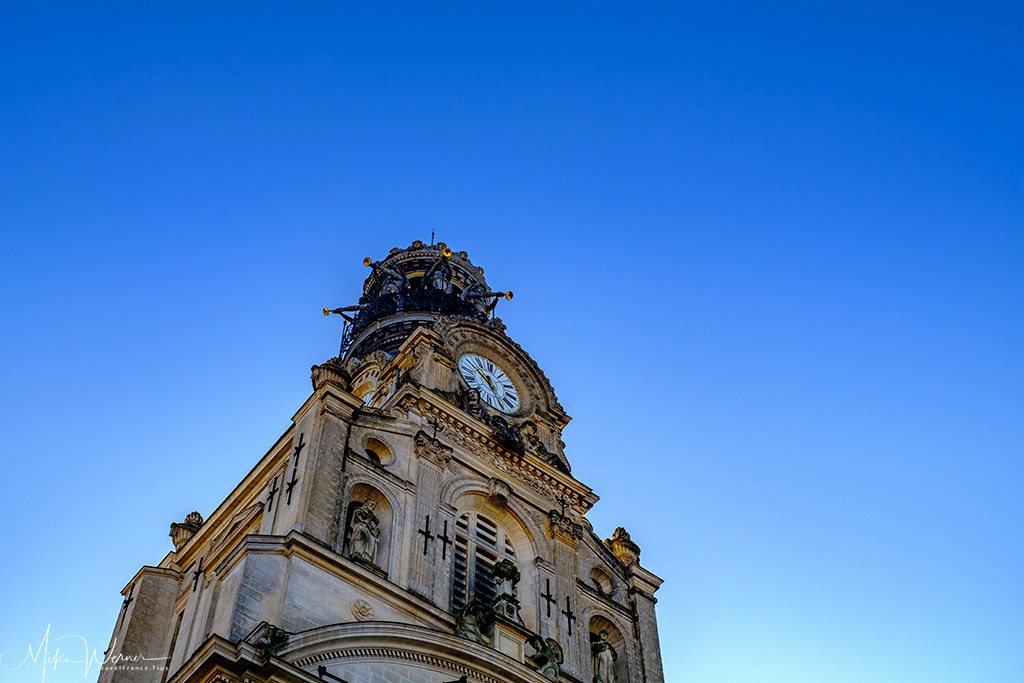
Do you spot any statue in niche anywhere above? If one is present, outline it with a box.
[369,260,408,297]
[454,601,491,645]
[591,630,617,683]
[346,499,380,564]
[527,635,563,681]
[422,254,453,294]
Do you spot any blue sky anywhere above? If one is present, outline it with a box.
[1,2,1021,682]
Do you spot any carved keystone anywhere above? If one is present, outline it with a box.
[488,477,512,508]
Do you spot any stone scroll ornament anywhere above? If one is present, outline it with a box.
[591,630,617,683]
[347,499,381,564]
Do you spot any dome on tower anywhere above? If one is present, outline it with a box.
[329,241,513,359]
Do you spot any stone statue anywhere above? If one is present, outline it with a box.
[347,499,380,564]
[519,421,551,459]
[459,387,491,424]
[254,623,289,655]
[454,601,491,644]
[369,261,408,296]
[462,282,505,315]
[591,630,617,683]
[422,255,453,294]
[492,558,521,621]
[527,635,563,681]
[490,416,523,451]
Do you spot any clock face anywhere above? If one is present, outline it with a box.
[458,353,520,413]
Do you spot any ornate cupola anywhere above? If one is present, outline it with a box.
[327,241,513,360]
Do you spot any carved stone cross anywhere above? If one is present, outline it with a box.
[285,470,299,505]
[266,476,280,512]
[436,519,452,560]
[541,578,556,617]
[191,558,204,592]
[417,514,434,555]
[427,416,442,441]
[118,584,134,626]
[561,595,576,636]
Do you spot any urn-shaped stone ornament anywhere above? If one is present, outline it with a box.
[606,526,640,566]
[169,511,204,551]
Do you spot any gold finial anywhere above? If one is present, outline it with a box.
[505,291,514,300]
[363,257,372,267]
[442,247,453,258]
[323,307,330,317]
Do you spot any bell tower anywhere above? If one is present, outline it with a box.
[100,242,665,683]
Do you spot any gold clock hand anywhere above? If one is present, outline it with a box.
[476,368,498,392]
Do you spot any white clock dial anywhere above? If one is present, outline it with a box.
[458,353,520,413]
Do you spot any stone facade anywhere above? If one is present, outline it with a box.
[100,242,664,683]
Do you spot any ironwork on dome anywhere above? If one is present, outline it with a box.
[325,241,512,358]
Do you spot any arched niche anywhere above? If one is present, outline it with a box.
[590,566,615,597]
[448,489,539,630]
[589,614,629,683]
[362,436,394,467]
[342,483,393,576]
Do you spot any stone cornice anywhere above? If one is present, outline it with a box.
[627,563,664,600]
[575,578,634,620]
[283,622,552,683]
[166,634,320,683]
[385,383,598,514]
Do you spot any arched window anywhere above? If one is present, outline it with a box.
[451,511,517,613]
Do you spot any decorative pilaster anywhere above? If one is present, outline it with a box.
[409,430,452,601]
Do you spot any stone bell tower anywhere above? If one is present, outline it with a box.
[100,241,664,683]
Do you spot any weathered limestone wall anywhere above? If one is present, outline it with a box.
[99,568,179,683]
[226,549,289,642]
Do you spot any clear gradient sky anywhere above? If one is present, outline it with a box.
[1,2,1021,683]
